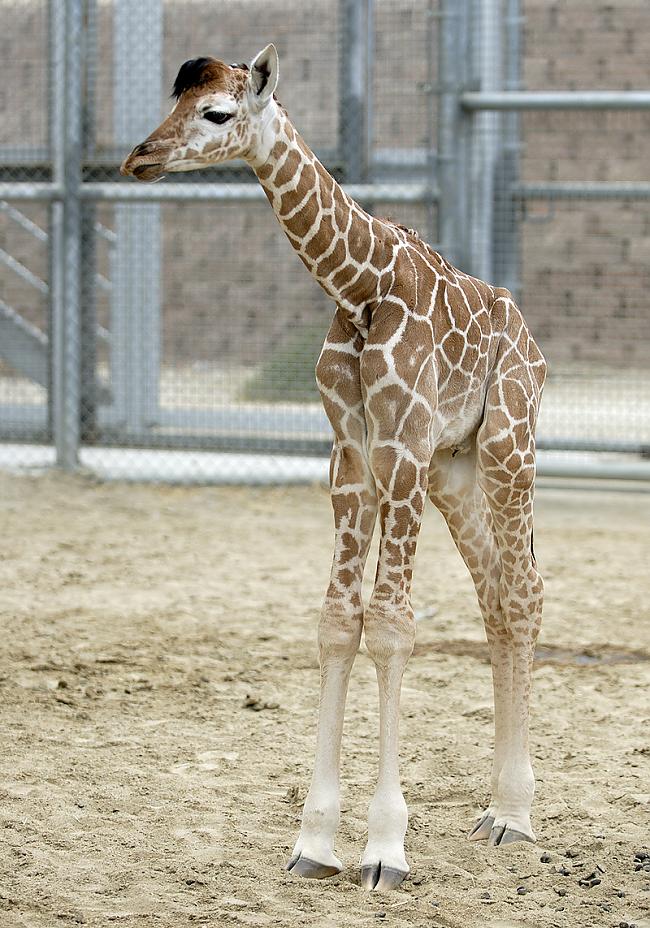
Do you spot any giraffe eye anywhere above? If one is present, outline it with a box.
[203,111,233,125]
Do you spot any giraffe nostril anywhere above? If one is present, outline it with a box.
[131,141,153,157]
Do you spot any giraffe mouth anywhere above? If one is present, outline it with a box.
[131,163,166,182]
[120,140,174,182]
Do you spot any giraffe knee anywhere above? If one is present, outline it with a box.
[369,443,429,498]
[318,604,363,662]
[363,603,415,669]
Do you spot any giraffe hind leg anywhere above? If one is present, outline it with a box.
[427,449,507,843]
[474,348,545,847]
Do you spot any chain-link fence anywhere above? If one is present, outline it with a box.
[1,0,649,482]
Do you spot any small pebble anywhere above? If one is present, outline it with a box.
[480,891,491,899]
[540,852,552,863]
[55,694,74,706]
[557,866,571,876]
[374,913,386,920]
[618,922,629,928]
[565,849,580,858]
[555,887,566,897]
[429,900,439,907]
[617,890,626,897]
[516,886,527,895]
[578,873,601,889]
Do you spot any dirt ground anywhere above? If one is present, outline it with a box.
[0,473,649,928]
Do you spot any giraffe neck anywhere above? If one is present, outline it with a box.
[252,107,395,330]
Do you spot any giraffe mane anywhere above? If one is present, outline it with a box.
[171,56,233,99]
[381,218,421,240]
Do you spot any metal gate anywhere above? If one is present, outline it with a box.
[1,0,649,480]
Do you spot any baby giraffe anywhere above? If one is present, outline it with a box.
[122,45,546,891]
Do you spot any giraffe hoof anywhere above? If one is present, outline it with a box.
[488,824,535,847]
[468,813,495,841]
[361,863,408,891]
[286,854,342,880]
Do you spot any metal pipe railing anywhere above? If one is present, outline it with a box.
[0,247,49,295]
[515,182,650,199]
[0,201,49,240]
[0,183,61,201]
[0,181,438,204]
[78,181,438,204]
[461,90,650,110]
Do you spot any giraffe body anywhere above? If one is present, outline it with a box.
[122,45,546,890]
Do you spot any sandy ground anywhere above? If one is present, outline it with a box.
[0,473,649,928]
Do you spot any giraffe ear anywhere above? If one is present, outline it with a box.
[248,44,279,107]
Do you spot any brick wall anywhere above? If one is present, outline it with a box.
[1,0,649,370]
[519,1,650,365]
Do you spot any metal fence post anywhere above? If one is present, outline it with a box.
[493,0,522,295]
[339,0,371,182]
[80,0,99,442]
[437,0,468,266]
[50,0,83,470]
[466,0,502,282]
[113,0,162,436]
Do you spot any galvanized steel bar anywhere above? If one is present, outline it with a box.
[461,90,650,110]
[423,1,437,244]
[79,182,438,203]
[0,180,439,205]
[0,201,50,240]
[467,0,501,282]
[436,0,466,266]
[494,0,522,295]
[339,0,369,182]
[0,298,49,388]
[79,0,100,442]
[537,457,650,482]
[515,182,650,199]
[112,0,163,436]
[0,247,49,295]
[50,0,83,470]
[0,183,61,201]
[365,0,375,180]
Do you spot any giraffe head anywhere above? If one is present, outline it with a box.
[120,44,280,182]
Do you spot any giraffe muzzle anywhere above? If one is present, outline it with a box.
[131,163,165,182]
[120,140,175,182]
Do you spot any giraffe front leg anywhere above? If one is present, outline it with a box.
[361,601,416,890]
[287,606,361,878]
[360,446,428,891]
[287,443,377,879]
